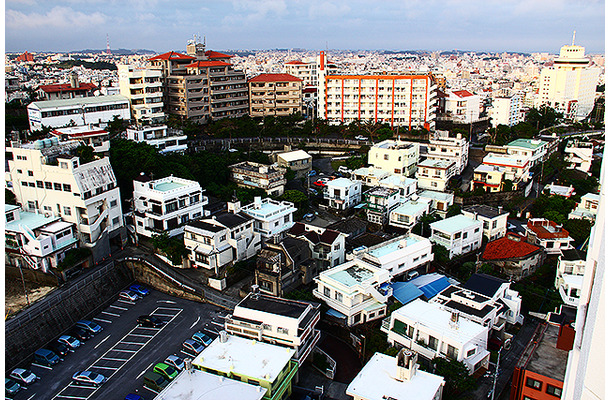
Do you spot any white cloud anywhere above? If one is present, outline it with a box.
[308,1,351,19]
[6,6,107,29]
[231,0,287,20]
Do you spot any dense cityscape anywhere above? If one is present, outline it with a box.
[4,5,606,400]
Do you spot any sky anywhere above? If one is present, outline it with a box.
[4,0,606,54]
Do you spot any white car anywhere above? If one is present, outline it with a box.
[355,135,368,141]
[72,371,106,387]
[119,290,140,302]
[165,355,185,371]
[10,368,39,385]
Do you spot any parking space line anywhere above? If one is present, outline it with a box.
[109,305,127,311]
[101,311,120,317]
[93,317,112,324]
[155,306,182,311]
[190,316,201,329]
[68,384,97,389]
[158,300,177,304]
[152,313,176,317]
[134,326,160,331]
[55,396,89,399]
[181,350,196,358]
[211,321,224,327]
[127,333,155,338]
[94,335,111,349]
[142,386,159,395]
[27,394,36,400]
[88,365,117,370]
[117,299,135,305]
[120,341,146,345]
[31,363,53,370]
[101,357,129,362]
[109,348,137,353]
[136,362,154,380]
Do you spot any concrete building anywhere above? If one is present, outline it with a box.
[5,205,78,273]
[555,249,586,307]
[6,140,124,262]
[506,138,548,167]
[363,186,401,225]
[133,175,207,238]
[351,167,390,187]
[36,73,97,100]
[388,197,432,231]
[545,183,575,198]
[117,64,165,124]
[461,205,509,241]
[125,124,188,154]
[564,140,594,174]
[461,273,523,326]
[490,94,523,127]
[183,220,233,274]
[346,350,445,400]
[323,177,362,211]
[525,218,574,255]
[481,234,545,280]
[50,125,110,154]
[425,131,469,174]
[288,222,346,271]
[248,73,303,117]
[418,190,454,217]
[255,237,313,296]
[445,90,480,123]
[229,161,287,197]
[27,95,131,131]
[535,42,601,120]
[313,259,392,326]
[240,197,297,241]
[482,153,530,183]
[224,292,321,366]
[430,215,483,258]
[381,299,490,375]
[568,193,599,221]
[368,140,420,176]
[271,149,312,178]
[378,175,418,199]
[471,164,506,192]
[416,159,457,191]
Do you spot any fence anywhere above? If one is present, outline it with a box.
[312,346,337,380]
[189,136,369,151]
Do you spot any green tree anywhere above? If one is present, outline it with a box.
[413,214,438,238]
[75,145,95,164]
[345,155,366,170]
[446,204,461,218]
[5,189,17,205]
[563,219,593,249]
[432,243,450,264]
[503,179,514,191]
[151,232,188,265]
[431,357,475,397]
[531,195,577,224]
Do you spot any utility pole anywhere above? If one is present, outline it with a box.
[490,344,503,399]
[18,261,30,306]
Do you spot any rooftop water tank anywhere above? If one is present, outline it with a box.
[43,138,52,148]
[50,136,59,146]
[33,140,44,150]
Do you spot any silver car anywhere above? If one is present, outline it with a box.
[58,335,81,350]
[165,355,185,371]
[9,368,39,385]
[72,371,106,387]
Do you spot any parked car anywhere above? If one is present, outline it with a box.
[338,166,351,174]
[164,355,185,371]
[137,315,165,328]
[153,363,178,381]
[355,135,368,141]
[125,395,145,400]
[119,290,140,302]
[182,339,205,355]
[69,327,92,342]
[191,332,213,347]
[142,371,168,392]
[75,320,102,335]
[5,378,21,396]
[303,213,315,222]
[308,170,317,177]
[9,368,38,385]
[308,188,318,196]
[57,335,81,350]
[33,349,61,366]
[72,371,106,387]
[129,284,150,296]
[312,180,326,187]
[48,340,70,357]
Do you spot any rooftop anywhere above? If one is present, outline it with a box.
[29,95,129,109]
[187,220,226,234]
[241,198,296,218]
[418,190,454,202]
[366,234,427,260]
[192,335,295,383]
[148,51,195,61]
[418,159,455,169]
[327,177,356,189]
[38,82,97,93]
[277,150,311,162]
[185,60,231,68]
[463,205,509,219]
[519,323,569,381]
[324,260,386,288]
[5,210,61,233]
[379,175,418,187]
[474,164,505,174]
[353,167,390,179]
[249,73,302,82]
[346,352,444,400]
[462,273,507,299]
[365,186,399,197]
[452,89,475,98]
[430,214,481,233]
[507,138,546,150]
[213,212,252,229]
[482,235,543,261]
[483,153,528,167]
[237,292,315,319]
[526,219,571,239]
[51,125,109,138]
[155,181,188,192]
[560,248,585,261]
[391,200,429,216]
[373,139,416,150]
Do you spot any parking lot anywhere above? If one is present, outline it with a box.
[10,289,226,400]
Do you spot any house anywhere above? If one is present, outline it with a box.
[462,273,523,326]
[133,175,208,238]
[36,72,97,100]
[429,215,483,258]
[224,292,321,366]
[183,220,233,274]
[481,153,530,183]
[506,138,548,166]
[425,131,469,174]
[555,249,586,306]
[368,140,420,176]
[288,222,346,271]
[192,333,298,400]
[388,197,432,231]
[471,164,505,193]
[378,175,418,198]
[481,234,545,280]
[416,159,457,191]
[525,218,574,255]
[313,259,392,326]
[445,90,480,123]
[418,190,454,217]
[564,140,594,174]
[229,161,287,197]
[50,125,110,154]
[5,205,78,273]
[351,167,391,186]
[324,178,362,211]
[351,233,433,279]
[327,217,367,244]
[346,350,445,400]
[254,236,313,296]
[568,193,600,221]
[461,205,509,241]
[363,186,401,225]
[271,149,312,178]
[240,197,297,241]
[544,183,575,198]
[381,299,490,375]
[125,125,188,154]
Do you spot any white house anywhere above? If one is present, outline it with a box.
[381,299,490,375]
[351,167,390,187]
[425,131,469,174]
[389,197,432,231]
[568,193,600,221]
[133,175,207,238]
[313,259,392,326]
[461,273,523,326]
[51,125,110,154]
[418,190,454,217]
[288,222,346,270]
[272,149,312,177]
[125,125,188,154]
[240,197,297,241]
[416,159,457,191]
[352,233,433,279]
[525,218,574,255]
[471,164,506,193]
[378,175,418,198]
[368,140,420,176]
[564,141,594,174]
[544,182,575,197]
[555,249,587,307]
[364,186,401,225]
[445,90,480,123]
[183,220,233,274]
[324,178,362,211]
[201,207,262,262]
[482,153,530,183]
[429,215,483,258]
[461,205,509,241]
[432,285,501,333]
[506,138,547,167]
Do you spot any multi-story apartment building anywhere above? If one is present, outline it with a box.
[461,205,509,241]
[27,95,131,131]
[535,42,601,120]
[6,141,124,262]
[240,197,297,241]
[568,193,599,221]
[490,94,523,127]
[364,186,401,225]
[51,125,110,154]
[229,161,287,197]
[324,178,362,211]
[506,138,547,167]
[125,124,188,154]
[224,292,321,366]
[481,153,530,183]
[284,53,337,88]
[389,197,432,231]
[381,299,490,375]
[248,73,303,117]
[555,249,586,306]
[368,140,420,176]
[313,259,392,326]
[445,90,480,123]
[429,215,483,258]
[425,131,469,174]
[525,218,574,255]
[318,72,437,130]
[117,64,164,125]
[564,140,594,174]
[133,175,207,238]
[416,159,457,191]
[5,205,78,273]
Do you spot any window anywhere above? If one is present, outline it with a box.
[63,184,71,192]
[407,325,414,338]
[323,287,331,297]
[334,243,340,250]
[54,183,62,191]
[27,200,37,210]
[546,384,562,397]
[165,202,178,213]
[60,162,68,169]
[36,181,43,188]
[492,220,498,229]
[284,215,290,223]
[525,377,542,390]
[335,292,343,302]
[112,217,120,225]
[179,199,186,208]
[110,200,118,208]
[7,212,15,222]
[195,253,208,263]
[262,324,271,331]
[474,228,479,233]
[27,170,33,176]
[28,182,35,187]
[446,344,458,359]
[384,154,389,160]
[277,327,289,335]
[467,348,476,357]
[21,181,28,186]
[219,234,226,242]
[428,336,438,350]
[63,206,71,216]
[45,181,53,189]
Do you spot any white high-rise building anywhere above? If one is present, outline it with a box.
[118,64,165,125]
[490,94,523,127]
[535,39,601,120]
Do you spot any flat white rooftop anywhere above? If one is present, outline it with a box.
[154,369,265,400]
[327,177,356,189]
[192,335,295,383]
[430,214,481,233]
[277,150,311,162]
[347,352,444,400]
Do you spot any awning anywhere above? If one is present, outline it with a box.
[326,308,347,319]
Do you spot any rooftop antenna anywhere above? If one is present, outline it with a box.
[106,34,111,55]
[572,30,576,46]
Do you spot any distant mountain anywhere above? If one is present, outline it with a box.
[71,48,156,55]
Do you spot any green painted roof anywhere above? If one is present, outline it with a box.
[507,138,546,150]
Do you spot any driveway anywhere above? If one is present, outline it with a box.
[317,332,361,384]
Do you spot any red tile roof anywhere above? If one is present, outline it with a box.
[482,234,543,261]
[16,51,34,62]
[303,87,317,93]
[184,60,231,68]
[526,219,571,239]
[248,73,302,83]
[453,90,475,98]
[148,51,195,61]
[38,82,97,93]
[285,60,307,65]
[289,222,306,236]
[205,50,232,59]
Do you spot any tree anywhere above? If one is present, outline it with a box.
[446,204,461,218]
[563,219,593,249]
[413,214,438,238]
[431,357,476,397]
[75,145,95,164]
[531,195,577,224]
[503,179,514,191]
[151,232,188,265]
[432,243,450,264]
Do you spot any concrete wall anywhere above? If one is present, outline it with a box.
[5,266,61,287]
[126,260,205,303]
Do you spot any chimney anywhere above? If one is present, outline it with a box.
[227,200,241,214]
[69,71,79,88]
[219,330,228,343]
[396,349,418,381]
[498,205,503,214]
[254,196,262,209]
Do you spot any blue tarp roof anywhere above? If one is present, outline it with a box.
[391,282,424,305]
[326,308,347,319]
[418,276,451,299]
